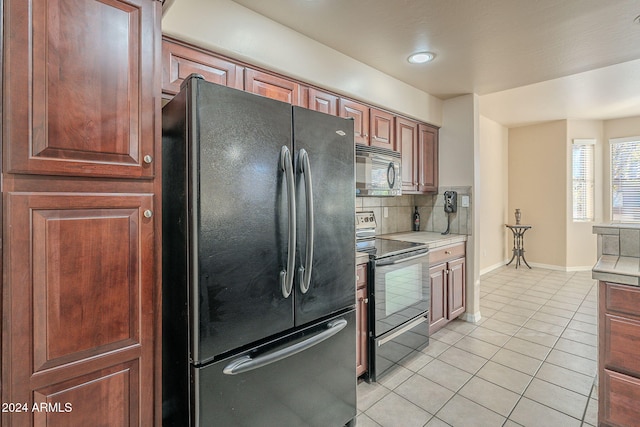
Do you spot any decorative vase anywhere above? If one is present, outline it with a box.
[515,209,521,225]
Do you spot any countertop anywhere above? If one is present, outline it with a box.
[592,224,640,286]
[378,231,467,249]
[593,255,640,286]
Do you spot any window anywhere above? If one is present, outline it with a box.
[572,139,595,221]
[611,137,640,222]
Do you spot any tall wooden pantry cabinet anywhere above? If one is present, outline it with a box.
[1,0,162,426]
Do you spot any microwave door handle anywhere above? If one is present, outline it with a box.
[387,162,396,188]
[298,149,314,294]
[280,146,296,298]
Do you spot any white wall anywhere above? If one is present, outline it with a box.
[441,94,481,321]
[509,121,568,269]
[161,0,443,126]
[479,116,509,273]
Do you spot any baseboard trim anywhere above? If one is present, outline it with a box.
[480,260,509,275]
[461,312,482,323]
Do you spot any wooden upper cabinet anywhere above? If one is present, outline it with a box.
[339,98,369,145]
[3,0,159,179]
[162,37,244,95]
[396,117,419,192]
[370,108,395,150]
[245,68,302,106]
[418,123,439,192]
[308,88,338,116]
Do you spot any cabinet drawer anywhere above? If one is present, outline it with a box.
[601,369,640,427]
[429,243,465,265]
[603,314,640,376]
[605,282,640,318]
[356,264,367,290]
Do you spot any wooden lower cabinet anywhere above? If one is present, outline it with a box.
[429,243,466,333]
[599,281,640,426]
[2,192,156,426]
[356,263,369,377]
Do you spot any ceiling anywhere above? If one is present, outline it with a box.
[231,0,640,127]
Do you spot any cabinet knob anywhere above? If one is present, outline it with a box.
[143,155,153,164]
[445,250,451,254]
[143,210,153,218]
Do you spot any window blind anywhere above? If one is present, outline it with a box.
[572,140,594,221]
[611,138,640,222]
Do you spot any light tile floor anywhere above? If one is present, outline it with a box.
[356,266,598,427]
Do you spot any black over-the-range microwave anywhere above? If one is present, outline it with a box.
[355,144,402,196]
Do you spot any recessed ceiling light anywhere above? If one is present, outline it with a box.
[408,52,435,64]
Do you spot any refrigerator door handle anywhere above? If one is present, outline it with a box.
[280,146,296,298]
[222,318,347,375]
[297,149,314,294]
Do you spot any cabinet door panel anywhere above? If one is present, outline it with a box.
[356,287,368,377]
[601,369,640,427]
[447,258,466,319]
[162,38,244,95]
[418,124,439,192]
[370,109,395,151]
[245,68,301,105]
[4,0,158,178]
[3,193,154,425]
[396,117,418,192]
[308,88,338,116]
[339,98,369,146]
[429,264,447,332]
[603,314,640,377]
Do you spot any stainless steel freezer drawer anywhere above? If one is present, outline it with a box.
[193,310,356,427]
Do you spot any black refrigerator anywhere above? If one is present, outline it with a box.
[162,74,357,427]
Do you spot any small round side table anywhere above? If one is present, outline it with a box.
[505,224,532,269]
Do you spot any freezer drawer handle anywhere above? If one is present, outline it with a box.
[297,148,314,294]
[222,318,347,375]
[280,146,297,298]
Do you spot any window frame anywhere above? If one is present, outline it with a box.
[572,138,595,222]
[610,136,640,223]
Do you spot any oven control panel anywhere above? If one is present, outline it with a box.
[356,211,377,230]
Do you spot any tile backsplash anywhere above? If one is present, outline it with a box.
[355,186,472,236]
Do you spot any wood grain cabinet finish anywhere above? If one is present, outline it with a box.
[162,37,244,95]
[245,68,302,106]
[308,88,339,116]
[396,117,419,192]
[429,243,466,333]
[3,193,156,426]
[3,0,159,179]
[370,108,395,151]
[356,263,368,378]
[599,281,640,426]
[418,124,439,192]
[339,98,370,146]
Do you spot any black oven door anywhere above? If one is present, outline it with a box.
[372,248,430,337]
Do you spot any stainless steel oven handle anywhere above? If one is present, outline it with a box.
[377,316,427,346]
[376,249,429,266]
[280,146,296,298]
[222,319,347,375]
[297,149,314,294]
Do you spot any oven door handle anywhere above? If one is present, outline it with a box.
[376,249,429,266]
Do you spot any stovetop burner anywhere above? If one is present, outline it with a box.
[356,211,428,259]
